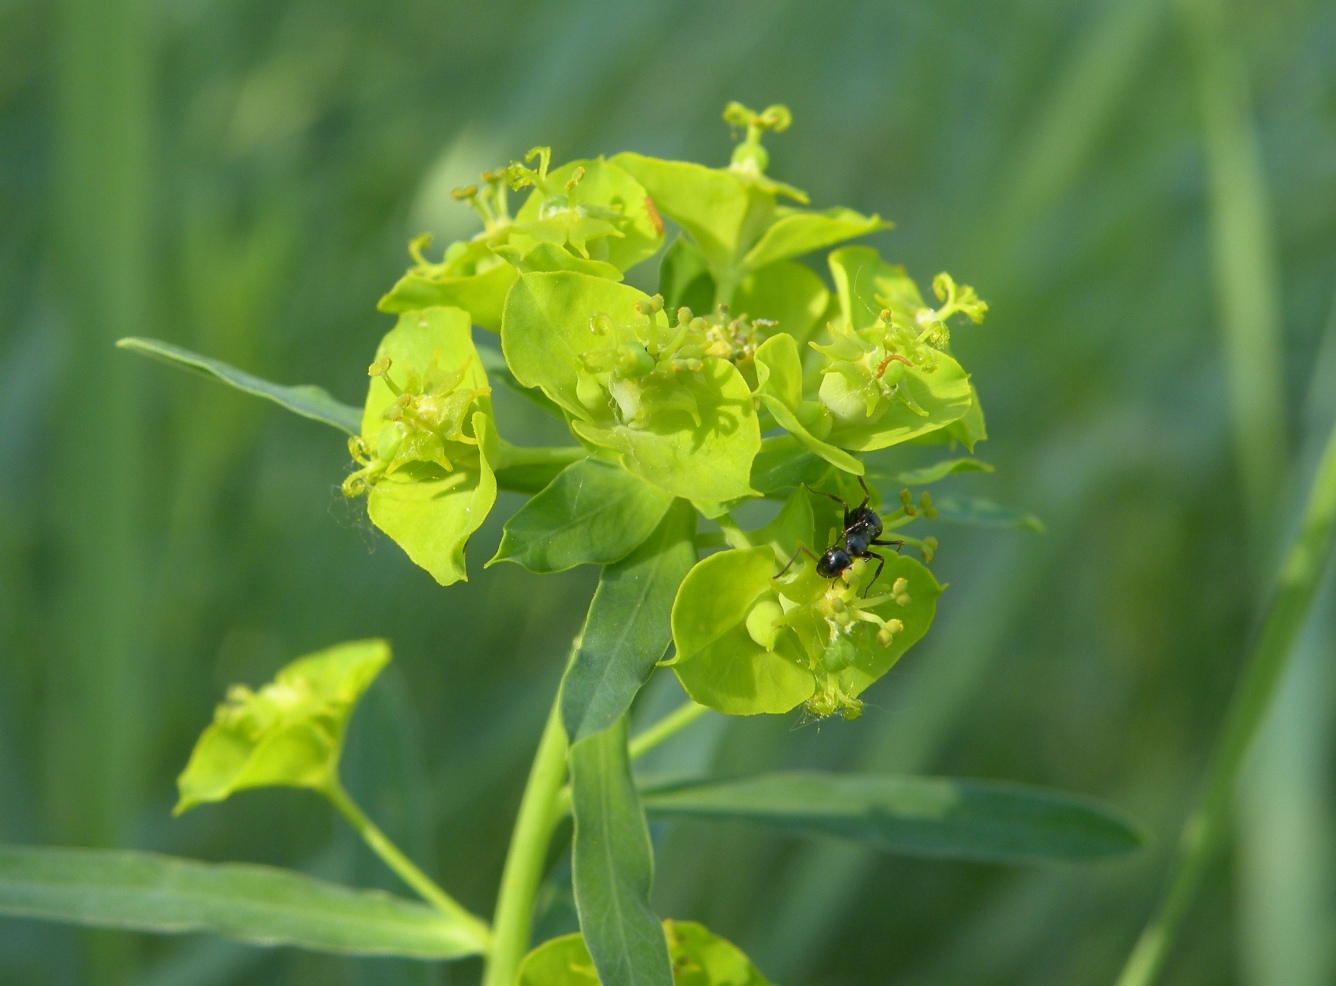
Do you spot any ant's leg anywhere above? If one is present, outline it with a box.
[802,483,852,530]
[862,552,886,597]
[857,475,872,510]
[777,544,818,578]
[872,538,904,554]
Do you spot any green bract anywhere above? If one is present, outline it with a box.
[175,640,390,812]
[343,306,498,586]
[517,921,772,986]
[670,490,942,719]
[503,271,761,502]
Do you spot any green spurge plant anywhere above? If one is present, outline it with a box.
[0,104,1151,984]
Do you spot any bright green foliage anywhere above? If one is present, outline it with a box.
[569,718,672,986]
[175,640,390,812]
[510,155,663,272]
[561,501,698,743]
[670,489,942,719]
[639,772,1146,863]
[503,271,761,501]
[754,333,863,474]
[517,921,773,986]
[343,306,498,585]
[106,100,1069,986]
[490,458,675,573]
[0,845,482,959]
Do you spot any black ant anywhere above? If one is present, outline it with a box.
[776,477,904,595]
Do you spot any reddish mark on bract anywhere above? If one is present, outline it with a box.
[876,353,912,379]
[645,196,664,236]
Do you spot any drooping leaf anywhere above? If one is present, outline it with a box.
[176,640,390,813]
[638,772,1147,863]
[518,921,772,986]
[930,496,1045,532]
[569,718,672,986]
[740,206,887,272]
[116,337,361,435]
[0,845,484,959]
[490,458,675,573]
[561,501,698,743]
[503,271,761,501]
[347,307,498,585]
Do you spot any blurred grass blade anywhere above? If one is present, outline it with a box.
[875,457,994,487]
[0,845,485,959]
[570,717,672,986]
[1115,415,1336,986]
[117,337,361,435]
[930,496,1045,532]
[1181,0,1286,542]
[640,772,1145,863]
[561,501,697,743]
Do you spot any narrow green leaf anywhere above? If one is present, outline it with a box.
[930,496,1045,532]
[490,459,675,573]
[569,718,672,986]
[876,457,994,486]
[0,845,484,959]
[561,501,697,743]
[116,337,360,435]
[639,772,1146,863]
[518,921,772,986]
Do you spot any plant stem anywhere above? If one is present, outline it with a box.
[629,700,712,761]
[1114,414,1336,986]
[482,693,570,986]
[325,780,490,949]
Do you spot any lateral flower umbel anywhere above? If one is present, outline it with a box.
[342,306,498,586]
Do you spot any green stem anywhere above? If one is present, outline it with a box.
[629,701,712,761]
[492,440,586,495]
[482,692,570,986]
[1114,415,1336,986]
[325,781,491,949]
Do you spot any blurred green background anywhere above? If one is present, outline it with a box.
[3,0,1335,983]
